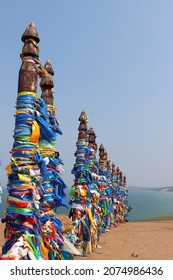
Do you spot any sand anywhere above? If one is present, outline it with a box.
[83,221,173,260]
[0,219,173,260]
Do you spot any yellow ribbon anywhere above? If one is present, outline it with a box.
[29,120,40,143]
[40,238,49,260]
[86,208,94,227]
[5,163,12,175]
[18,174,31,182]
[18,91,39,98]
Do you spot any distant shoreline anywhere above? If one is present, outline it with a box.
[128,186,173,192]
[134,215,173,222]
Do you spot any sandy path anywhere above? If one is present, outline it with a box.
[83,221,173,260]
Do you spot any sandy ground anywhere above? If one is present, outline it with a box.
[83,221,173,260]
[0,220,173,260]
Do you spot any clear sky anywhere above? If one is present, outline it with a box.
[0,0,173,188]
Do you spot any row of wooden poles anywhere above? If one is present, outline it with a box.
[67,111,128,256]
[1,22,128,260]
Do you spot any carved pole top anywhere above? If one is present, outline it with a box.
[21,21,40,43]
[44,60,55,76]
[99,143,105,153]
[78,111,88,123]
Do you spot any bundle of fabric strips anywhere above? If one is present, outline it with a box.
[68,111,94,255]
[67,120,129,256]
[1,21,71,260]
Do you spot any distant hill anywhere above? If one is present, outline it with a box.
[128,186,173,192]
[151,186,173,192]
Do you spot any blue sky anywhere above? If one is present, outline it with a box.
[0,0,173,188]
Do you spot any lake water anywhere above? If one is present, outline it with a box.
[1,187,173,222]
[128,188,173,221]
[60,188,173,221]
